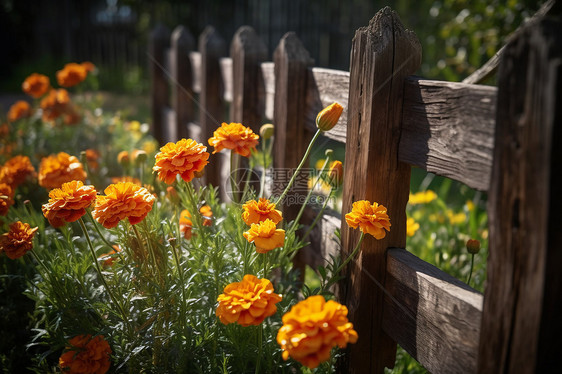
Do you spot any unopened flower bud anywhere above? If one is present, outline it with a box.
[466,239,481,254]
[168,237,177,246]
[132,149,148,165]
[259,123,275,140]
[117,151,130,166]
[316,102,343,132]
[324,149,334,158]
[328,160,343,186]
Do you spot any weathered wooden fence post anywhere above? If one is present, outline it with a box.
[170,26,195,141]
[149,24,170,145]
[199,27,226,189]
[273,32,313,276]
[339,7,421,373]
[478,15,562,373]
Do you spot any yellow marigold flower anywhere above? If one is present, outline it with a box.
[153,138,210,184]
[345,200,391,239]
[56,62,88,87]
[408,190,437,205]
[243,219,285,254]
[7,101,31,122]
[92,182,155,229]
[179,209,193,239]
[1,155,36,188]
[22,73,50,98]
[216,274,282,326]
[110,176,141,186]
[316,102,343,132]
[0,183,14,216]
[447,210,467,225]
[98,245,121,267]
[38,152,86,189]
[0,221,38,260]
[208,122,259,157]
[328,160,343,186]
[241,198,282,226]
[466,200,475,212]
[59,334,111,374]
[277,295,358,369]
[41,181,97,228]
[40,88,71,122]
[406,217,419,237]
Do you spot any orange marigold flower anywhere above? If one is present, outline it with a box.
[92,182,155,229]
[7,101,32,122]
[216,274,282,326]
[98,245,121,267]
[179,209,193,239]
[0,183,14,216]
[345,200,391,239]
[40,89,71,122]
[208,122,259,157]
[243,219,285,254]
[22,73,50,98]
[328,160,343,186]
[316,102,343,132]
[406,217,419,237]
[85,149,100,170]
[241,198,282,226]
[110,176,141,186]
[41,181,97,228]
[38,152,86,189]
[59,334,111,374]
[81,61,97,73]
[153,138,209,184]
[200,204,213,226]
[1,155,36,188]
[277,295,358,369]
[56,62,88,87]
[0,221,38,260]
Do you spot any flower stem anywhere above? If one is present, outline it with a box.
[230,151,241,203]
[169,238,188,332]
[274,129,321,206]
[301,187,335,242]
[467,253,475,286]
[78,218,130,331]
[333,232,365,277]
[255,324,263,374]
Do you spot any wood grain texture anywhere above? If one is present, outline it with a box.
[399,77,497,191]
[383,248,482,374]
[198,26,226,190]
[304,67,350,142]
[301,207,341,269]
[478,18,562,374]
[170,26,195,141]
[338,8,421,373]
[261,62,275,120]
[149,24,170,145]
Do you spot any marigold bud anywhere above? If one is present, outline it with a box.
[328,160,343,186]
[132,149,147,165]
[466,239,481,254]
[316,102,343,132]
[259,123,275,140]
[117,151,130,166]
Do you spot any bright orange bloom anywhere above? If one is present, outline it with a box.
[208,122,259,157]
[56,62,88,87]
[216,274,282,326]
[345,200,391,239]
[316,102,343,132]
[38,152,86,189]
[328,160,343,186]
[0,221,38,260]
[59,334,111,374]
[200,204,213,226]
[7,101,31,122]
[85,149,100,170]
[406,217,419,237]
[0,183,14,216]
[98,245,121,267]
[41,181,97,228]
[179,209,193,239]
[110,176,141,186]
[40,88,71,122]
[81,61,97,73]
[1,155,36,188]
[22,73,50,98]
[241,198,282,226]
[92,182,155,229]
[153,138,209,184]
[243,219,285,253]
[277,295,358,369]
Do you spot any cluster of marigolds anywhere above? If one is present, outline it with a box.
[0,67,397,372]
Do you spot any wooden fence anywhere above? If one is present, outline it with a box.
[149,6,561,373]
